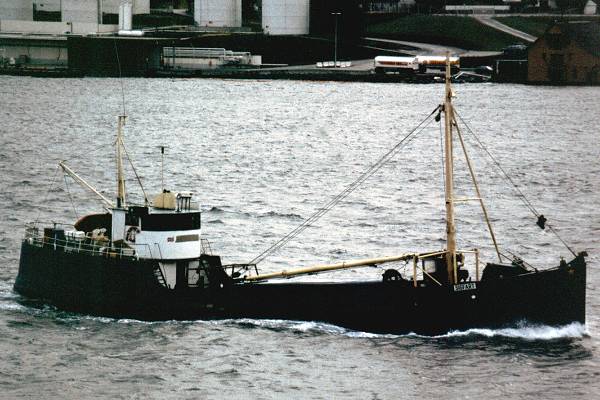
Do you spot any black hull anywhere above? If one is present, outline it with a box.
[15,241,586,335]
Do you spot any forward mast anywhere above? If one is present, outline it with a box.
[443,56,458,284]
[116,115,127,208]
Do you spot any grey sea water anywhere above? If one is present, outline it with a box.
[0,76,599,399]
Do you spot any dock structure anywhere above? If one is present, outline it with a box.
[0,2,502,80]
[0,33,67,68]
[67,35,176,77]
[162,47,261,70]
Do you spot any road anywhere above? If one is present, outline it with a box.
[474,16,538,43]
[362,37,501,58]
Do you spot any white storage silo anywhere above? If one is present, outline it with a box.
[119,1,132,30]
[195,0,242,28]
[0,0,34,21]
[262,0,310,35]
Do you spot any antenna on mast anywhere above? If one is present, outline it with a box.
[159,145,168,192]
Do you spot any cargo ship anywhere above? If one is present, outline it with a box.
[15,60,586,335]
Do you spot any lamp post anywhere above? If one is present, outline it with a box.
[331,12,341,67]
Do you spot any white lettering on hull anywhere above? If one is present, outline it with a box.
[453,282,477,292]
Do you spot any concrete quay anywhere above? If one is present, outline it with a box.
[152,60,439,83]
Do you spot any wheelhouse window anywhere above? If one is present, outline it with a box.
[141,212,201,231]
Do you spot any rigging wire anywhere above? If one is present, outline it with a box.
[120,138,149,205]
[63,174,79,220]
[454,110,576,257]
[454,111,539,216]
[438,114,445,201]
[34,164,61,225]
[112,36,149,205]
[500,250,537,271]
[249,105,442,266]
[112,38,126,117]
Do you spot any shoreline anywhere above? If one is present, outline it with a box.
[0,65,469,83]
[2,65,596,86]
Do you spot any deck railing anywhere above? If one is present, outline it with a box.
[24,222,213,261]
[200,238,213,255]
[23,223,143,260]
[411,249,481,287]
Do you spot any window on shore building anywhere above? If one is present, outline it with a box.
[33,1,61,22]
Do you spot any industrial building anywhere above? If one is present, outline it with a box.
[0,1,152,67]
[61,0,150,24]
[192,0,369,36]
[194,0,310,35]
[0,1,150,33]
[194,0,242,28]
[0,1,373,36]
[0,1,32,21]
[0,1,380,76]
[262,0,310,35]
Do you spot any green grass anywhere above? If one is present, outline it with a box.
[366,15,526,51]
[493,17,554,37]
[493,16,600,38]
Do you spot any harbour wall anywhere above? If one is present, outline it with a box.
[0,34,67,66]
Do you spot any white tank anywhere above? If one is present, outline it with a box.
[195,0,242,28]
[119,1,133,30]
[262,0,310,35]
[583,0,597,15]
[0,0,34,20]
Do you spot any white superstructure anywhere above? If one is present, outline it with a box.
[133,228,202,260]
[194,0,241,28]
[262,0,310,35]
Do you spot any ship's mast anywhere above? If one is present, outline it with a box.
[116,115,127,208]
[443,56,457,284]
